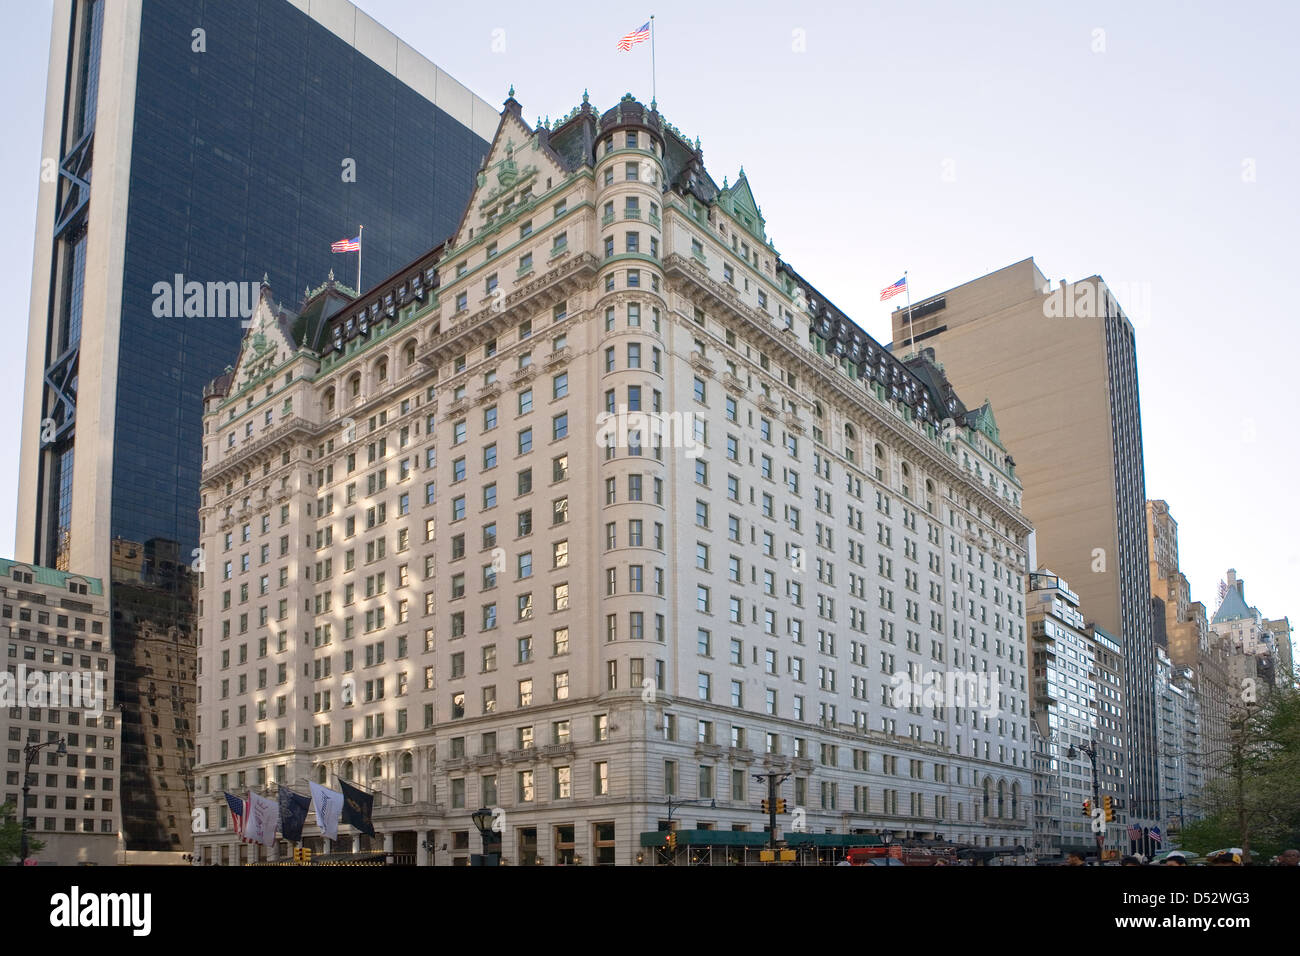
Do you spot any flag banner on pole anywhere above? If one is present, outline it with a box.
[618,21,650,51]
[1150,826,1162,845]
[339,779,376,837]
[279,787,312,844]
[880,276,907,301]
[331,235,361,253]
[310,782,343,841]
[244,791,279,847]
[1127,824,1142,841]
[224,791,246,838]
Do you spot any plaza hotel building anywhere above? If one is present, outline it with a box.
[193,92,1035,865]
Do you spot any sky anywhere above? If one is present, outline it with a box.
[1,0,1296,630]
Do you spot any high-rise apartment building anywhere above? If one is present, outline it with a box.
[192,93,1037,865]
[17,0,493,856]
[1,558,118,865]
[1262,618,1294,688]
[1155,644,1201,838]
[890,259,1160,836]
[1026,570,1124,860]
[1144,499,1226,811]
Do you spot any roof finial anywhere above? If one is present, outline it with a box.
[582,88,590,105]
[261,272,270,286]
[328,268,335,282]
[508,84,515,98]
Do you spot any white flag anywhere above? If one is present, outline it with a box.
[244,791,279,847]
[310,781,343,841]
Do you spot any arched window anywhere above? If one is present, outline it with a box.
[348,374,361,400]
[376,358,388,383]
[342,760,354,781]
[997,780,1007,818]
[404,340,417,369]
[400,752,413,775]
[1011,782,1020,819]
[982,779,991,818]
[844,424,856,463]
[324,387,335,413]
[370,757,382,778]
[317,765,327,784]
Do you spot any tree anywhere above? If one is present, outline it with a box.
[0,801,44,865]
[1191,688,1300,862]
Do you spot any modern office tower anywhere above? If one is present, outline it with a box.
[1,559,118,865]
[1026,570,1124,860]
[890,259,1160,838]
[192,92,1036,866]
[1155,644,1201,840]
[16,0,493,857]
[1144,499,1226,808]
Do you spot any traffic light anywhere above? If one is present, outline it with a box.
[665,832,677,851]
[776,799,788,814]
[1082,800,1091,817]
[761,799,771,814]
[1103,796,1114,822]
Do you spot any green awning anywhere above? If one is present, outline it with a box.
[639,830,883,848]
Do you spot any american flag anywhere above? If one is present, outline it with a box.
[880,276,906,301]
[617,21,650,51]
[331,235,361,253]
[1128,824,1142,841]
[1150,826,1162,845]
[224,791,245,838]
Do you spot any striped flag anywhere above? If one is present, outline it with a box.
[224,791,246,838]
[331,235,361,253]
[1127,824,1141,842]
[880,276,907,301]
[618,21,650,51]
[1150,826,1162,845]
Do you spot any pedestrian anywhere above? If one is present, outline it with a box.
[1066,851,1086,866]
[1120,855,1142,866]
[1279,849,1299,867]
[1162,852,1188,866]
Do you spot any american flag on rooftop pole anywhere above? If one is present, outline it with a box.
[617,21,650,51]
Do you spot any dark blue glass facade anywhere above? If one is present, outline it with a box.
[112,0,488,556]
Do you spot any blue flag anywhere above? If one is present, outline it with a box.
[278,787,312,843]
[339,779,375,837]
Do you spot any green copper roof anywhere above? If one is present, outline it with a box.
[0,558,104,596]
[1211,586,1255,624]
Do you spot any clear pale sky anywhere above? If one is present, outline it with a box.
[2,1,1296,633]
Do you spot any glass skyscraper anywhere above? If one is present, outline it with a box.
[17,0,493,857]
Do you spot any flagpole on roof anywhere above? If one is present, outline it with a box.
[650,15,656,105]
[904,271,915,358]
[357,224,363,293]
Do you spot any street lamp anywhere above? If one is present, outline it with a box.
[470,807,498,866]
[1067,740,1103,863]
[19,738,66,866]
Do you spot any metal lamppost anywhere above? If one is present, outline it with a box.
[18,738,66,866]
[1067,741,1102,863]
[470,807,499,866]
